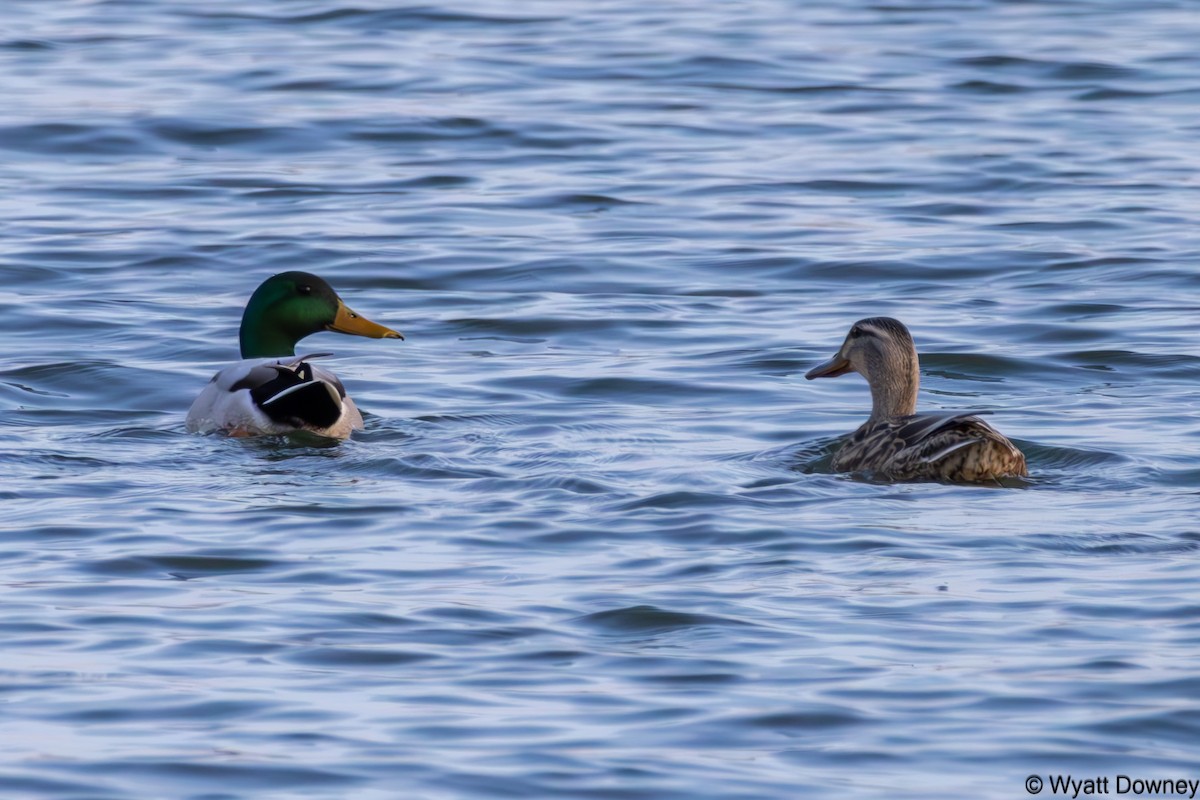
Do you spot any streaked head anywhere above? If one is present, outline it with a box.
[805,317,919,418]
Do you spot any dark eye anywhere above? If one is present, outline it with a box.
[849,326,862,338]
[299,285,312,295]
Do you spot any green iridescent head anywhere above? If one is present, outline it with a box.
[238,271,402,358]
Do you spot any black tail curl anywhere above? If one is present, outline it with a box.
[250,362,341,429]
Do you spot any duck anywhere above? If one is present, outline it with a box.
[186,271,402,439]
[805,317,1027,482]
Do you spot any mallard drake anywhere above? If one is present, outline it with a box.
[806,317,1027,482]
[186,271,402,439]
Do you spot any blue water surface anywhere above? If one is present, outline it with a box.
[2,1,1199,798]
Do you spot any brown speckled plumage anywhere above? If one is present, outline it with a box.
[807,317,1027,483]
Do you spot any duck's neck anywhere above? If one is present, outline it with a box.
[239,316,300,359]
[866,353,919,421]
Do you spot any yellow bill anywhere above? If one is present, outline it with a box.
[327,300,404,340]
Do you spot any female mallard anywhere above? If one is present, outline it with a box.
[806,317,1027,482]
[186,271,402,439]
